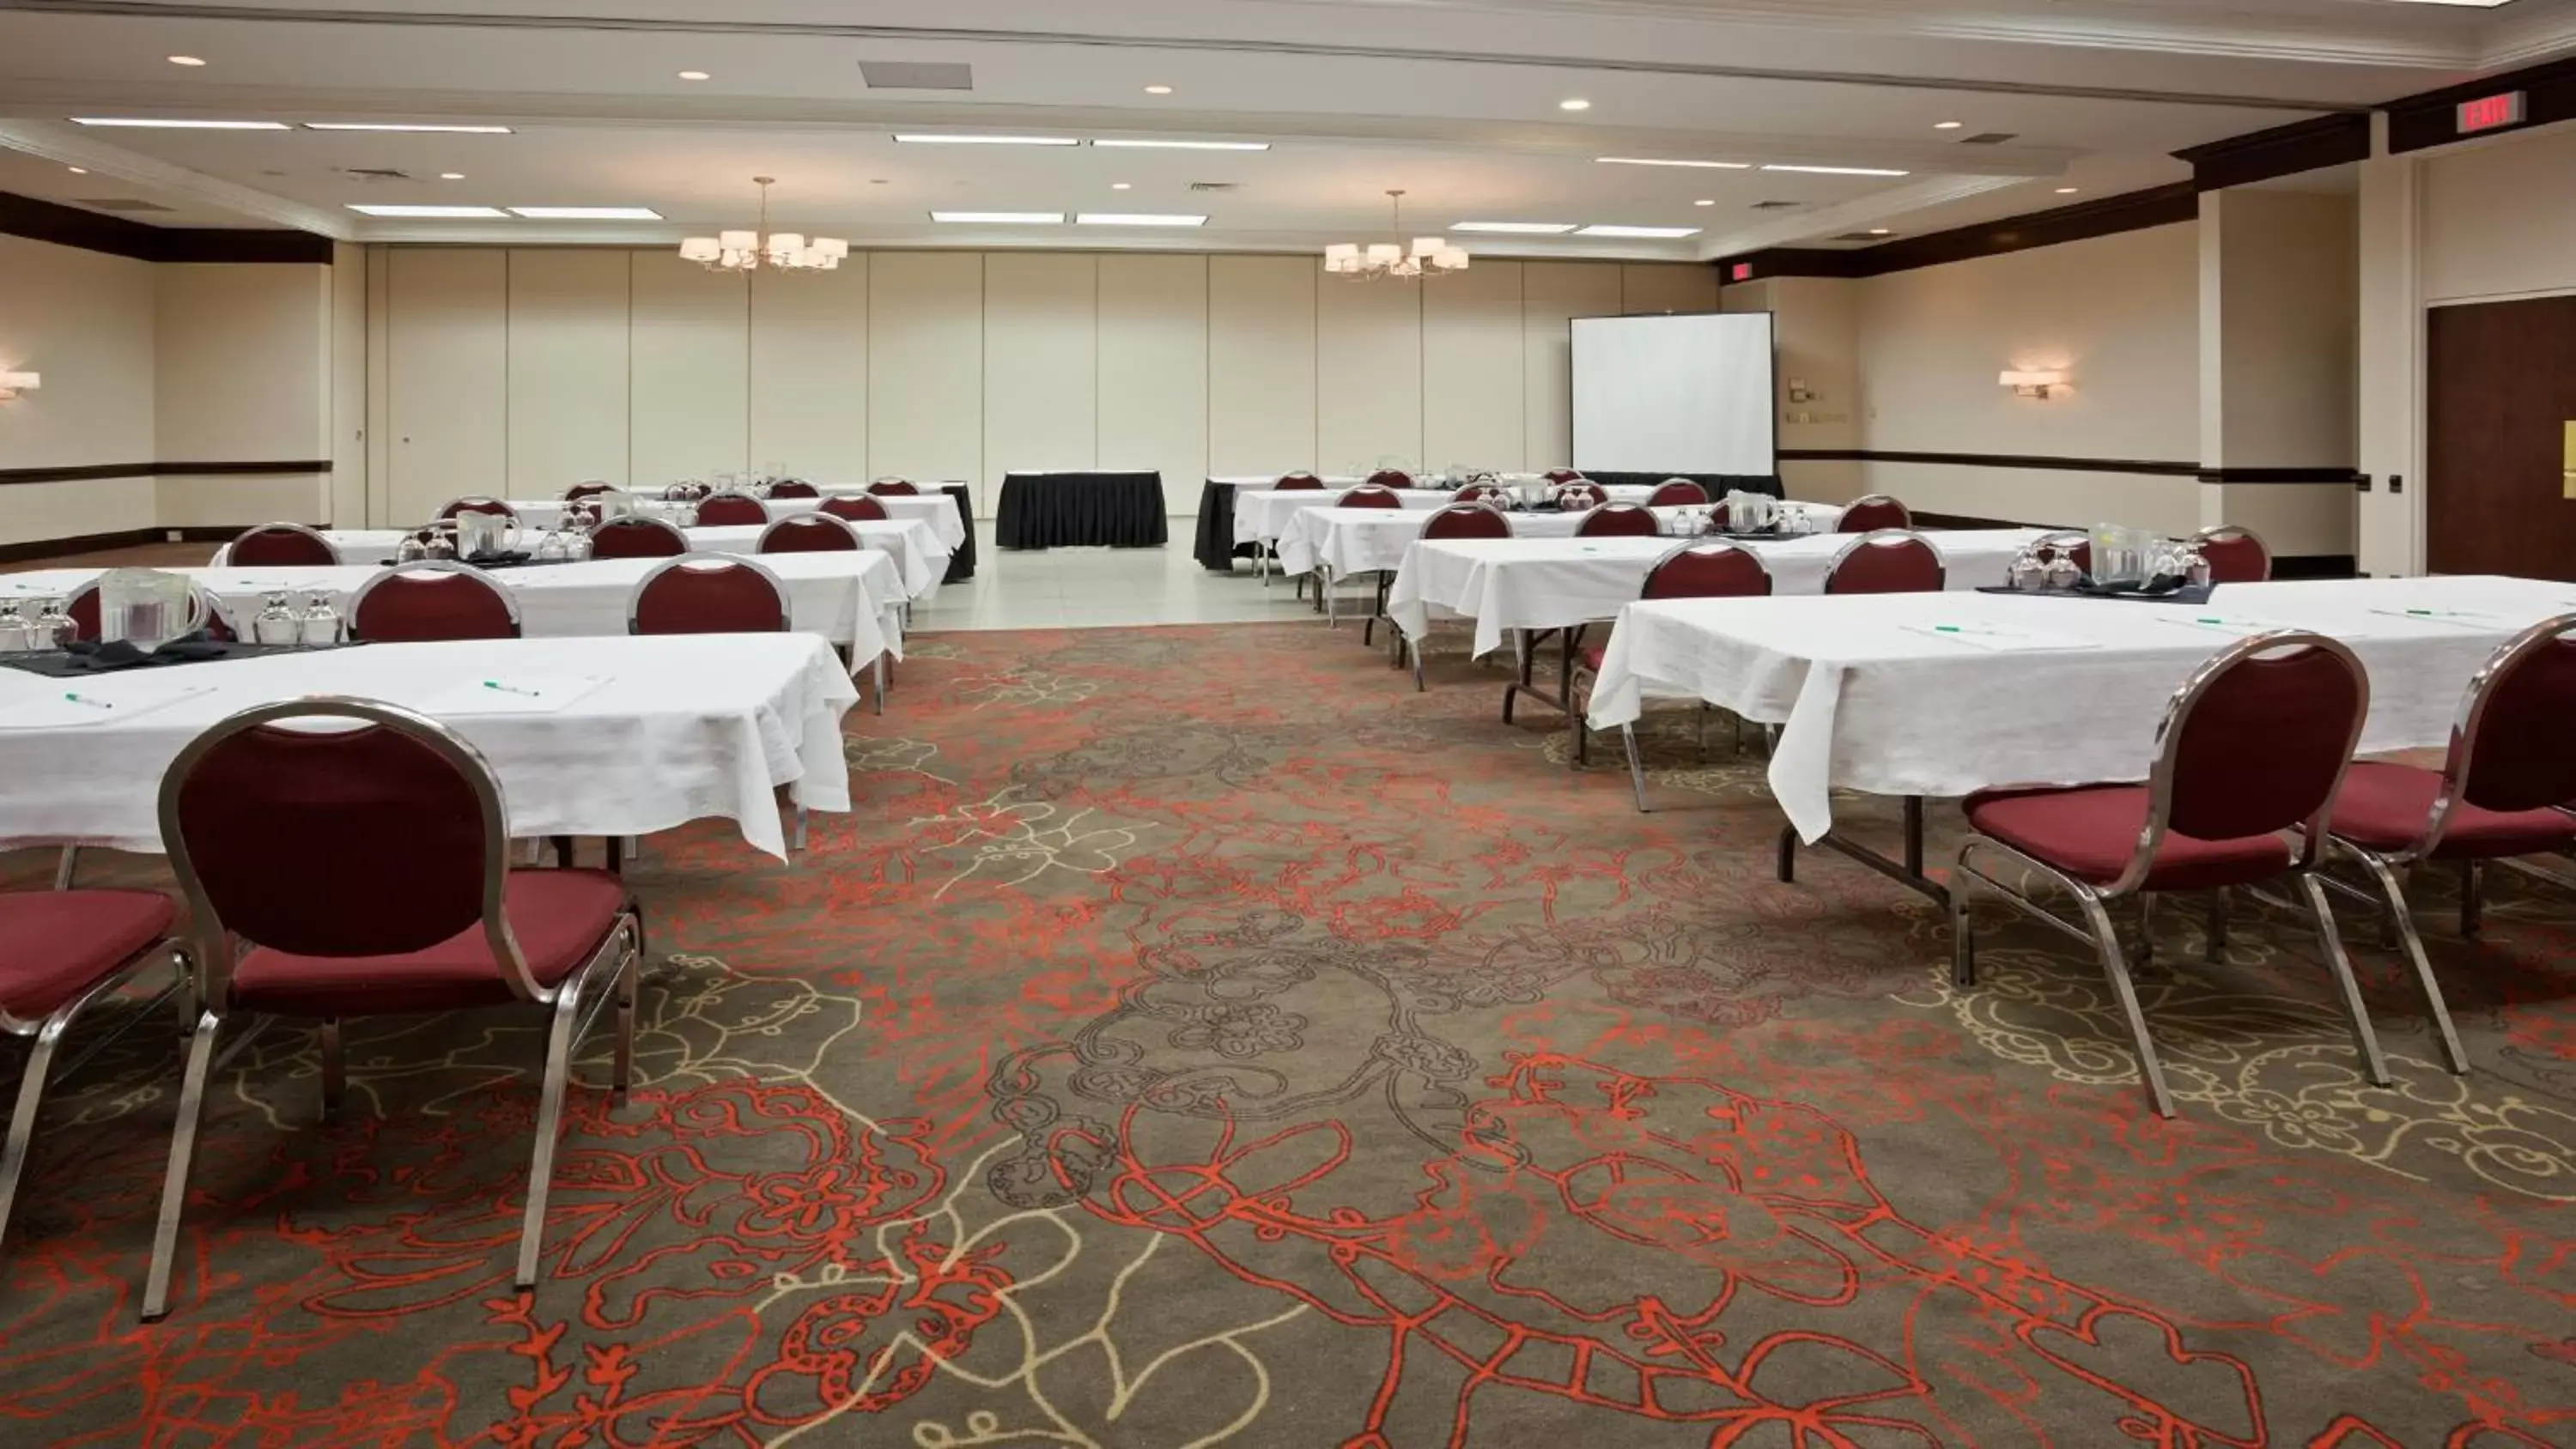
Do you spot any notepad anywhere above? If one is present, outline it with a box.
[2367,606,2524,629]
[1901,623,2101,652]
[2157,615,2280,636]
[420,675,610,717]
[0,683,216,730]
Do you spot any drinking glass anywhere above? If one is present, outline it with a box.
[0,602,27,653]
[253,591,301,646]
[299,591,343,646]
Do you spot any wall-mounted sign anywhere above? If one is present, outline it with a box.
[2457,91,2526,136]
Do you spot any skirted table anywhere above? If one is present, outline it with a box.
[995,470,1167,549]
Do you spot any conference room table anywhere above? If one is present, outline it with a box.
[510,492,969,552]
[994,470,1166,549]
[1581,573,2576,899]
[238,519,951,603]
[0,634,858,863]
[1278,500,1851,586]
[1231,484,1673,560]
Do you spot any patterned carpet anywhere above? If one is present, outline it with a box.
[3,621,2571,1447]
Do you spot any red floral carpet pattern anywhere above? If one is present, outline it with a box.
[3,622,2571,1447]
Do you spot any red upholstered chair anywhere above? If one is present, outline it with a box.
[226,523,339,567]
[757,513,862,553]
[629,554,789,636]
[0,888,186,1260]
[348,561,521,642]
[767,479,819,500]
[821,494,889,524]
[1338,486,1403,509]
[692,491,769,526]
[564,482,618,503]
[1825,530,1945,594]
[1576,502,1663,537]
[1838,494,1911,532]
[439,496,515,521]
[1951,631,2386,1119]
[588,516,690,560]
[2324,611,2576,1076]
[866,478,920,496]
[2191,524,2271,584]
[1646,479,1710,507]
[65,583,237,644]
[1274,473,1326,491]
[1365,469,1415,490]
[1544,469,1585,485]
[1571,542,1774,806]
[141,698,641,1318]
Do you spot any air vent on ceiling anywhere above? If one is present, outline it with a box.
[341,167,415,182]
[1748,199,1800,209]
[1958,131,2019,145]
[1832,231,1893,241]
[859,60,974,90]
[1188,181,1239,193]
[84,197,173,213]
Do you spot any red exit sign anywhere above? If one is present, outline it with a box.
[2457,91,2525,135]
[1729,262,1753,282]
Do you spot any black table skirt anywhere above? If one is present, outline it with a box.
[1194,479,1264,572]
[994,471,1167,549]
[937,482,977,581]
[1581,470,1783,498]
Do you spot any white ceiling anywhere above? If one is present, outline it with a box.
[0,0,2566,258]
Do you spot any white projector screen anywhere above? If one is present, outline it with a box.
[1571,312,1776,476]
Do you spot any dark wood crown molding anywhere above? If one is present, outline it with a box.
[2385,53,2576,155]
[1720,181,2197,286]
[0,190,332,264]
[2173,113,2372,191]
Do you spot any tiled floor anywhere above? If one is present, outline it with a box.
[915,520,1354,631]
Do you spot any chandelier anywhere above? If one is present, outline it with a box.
[1323,189,1467,279]
[679,176,849,272]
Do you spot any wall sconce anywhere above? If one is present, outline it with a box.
[0,372,38,402]
[2000,367,2067,399]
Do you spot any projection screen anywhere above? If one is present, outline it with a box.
[1570,312,1776,476]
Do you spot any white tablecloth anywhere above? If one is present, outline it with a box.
[506,494,967,550]
[1277,503,1849,579]
[6,553,907,665]
[1386,528,2041,660]
[1583,575,2576,844]
[0,634,858,860]
[240,520,950,603]
[1232,487,1838,549]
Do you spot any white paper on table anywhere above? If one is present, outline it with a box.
[2366,606,2530,630]
[419,675,611,716]
[1899,622,2102,652]
[0,682,216,730]
[2154,614,2281,636]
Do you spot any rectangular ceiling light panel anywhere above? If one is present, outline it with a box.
[1089,139,1271,151]
[1075,213,1206,226]
[895,134,1078,146]
[858,61,975,90]
[1577,225,1702,238]
[1595,156,1749,169]
[929,210,1065,223]
[303,123,515,134]
[71,118,289,130]
[347,203,508,217]
[1760,164,1909,176]
[507,206,663,220]
[1449,221,1578,234]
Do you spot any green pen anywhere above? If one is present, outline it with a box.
[60,692,113,710]
[481,680,542,697]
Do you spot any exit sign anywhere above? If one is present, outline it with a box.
[2457,91,2525,135]
[1729,262,1753,282]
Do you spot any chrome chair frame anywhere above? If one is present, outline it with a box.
[1567,541,1772,809]
[2317,612,2576,1077]
[1824,529,1947,593]
[143,698,642,1319]
[226,521,343,566]
[347,560,525,641]
[1948,631,2387,1119]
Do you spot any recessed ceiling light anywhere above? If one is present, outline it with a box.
[71,118,289,130]
[1760,164,1910,176]
[303,123,515,134]
[1089,138,1270,151]
[1577,224,1702,238]
[677,70,710,81]
[896,134,1079,146]
[1111,181,1133,190]
[929,210,1065,223]
[1450,221,1579,234]
[508,206,664,220]
[1693,198,1715,206]
[440,172,465,180]
[67,167,88,174]
[167,55,207,67]
[1144,84,1174,94]
[1076,212,1206,227]
[1934,120,1965,130]
[2055,186,2080,194]
[1559,99,1591,112]
[1868,227,1893,235]
[1595,156,1750,169]
[346,203,509,217]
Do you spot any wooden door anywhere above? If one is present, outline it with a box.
[2427,294,2576,579]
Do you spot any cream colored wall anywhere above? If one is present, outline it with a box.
[2421,123,2576,306]
[0,233,158,544]
[330,241,368,526]
[155,261,336,525]
[1728,275,1863,504]
[2202,190,2358,470]
[361,246,1715,522]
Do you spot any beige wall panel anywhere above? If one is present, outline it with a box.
[331,242,367,525]
[386,247,508,524]
[1859,462,2202,537]
[2421,125,2576,304]
[1097,253,1209,518]
[0,234,157,472]
[155,473,326,528]
[868,252,984,506]
[1623,264,1719,315]
[1317,266,1423,472]
[630,250,749,482]
[1421,258,1525,471]
[507,249,630,494]
[981,253,1097,503]
[156,263,331,461]
[750,257,869,480]
[1206,254,1317,477]
[1521,261,1622,470]
[0,477,155,548]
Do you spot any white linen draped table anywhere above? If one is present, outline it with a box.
[0,634,858,861]
[1233,485,1686,549]
[239,519,950,602]
[1278,503,1851,581]
[504,494,967,550]
[1583,575,2576,848]
[8,553,908,664]
[1388,528,2044,660]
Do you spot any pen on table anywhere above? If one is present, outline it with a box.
[481,680,542,697]
[61,691,114,710]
